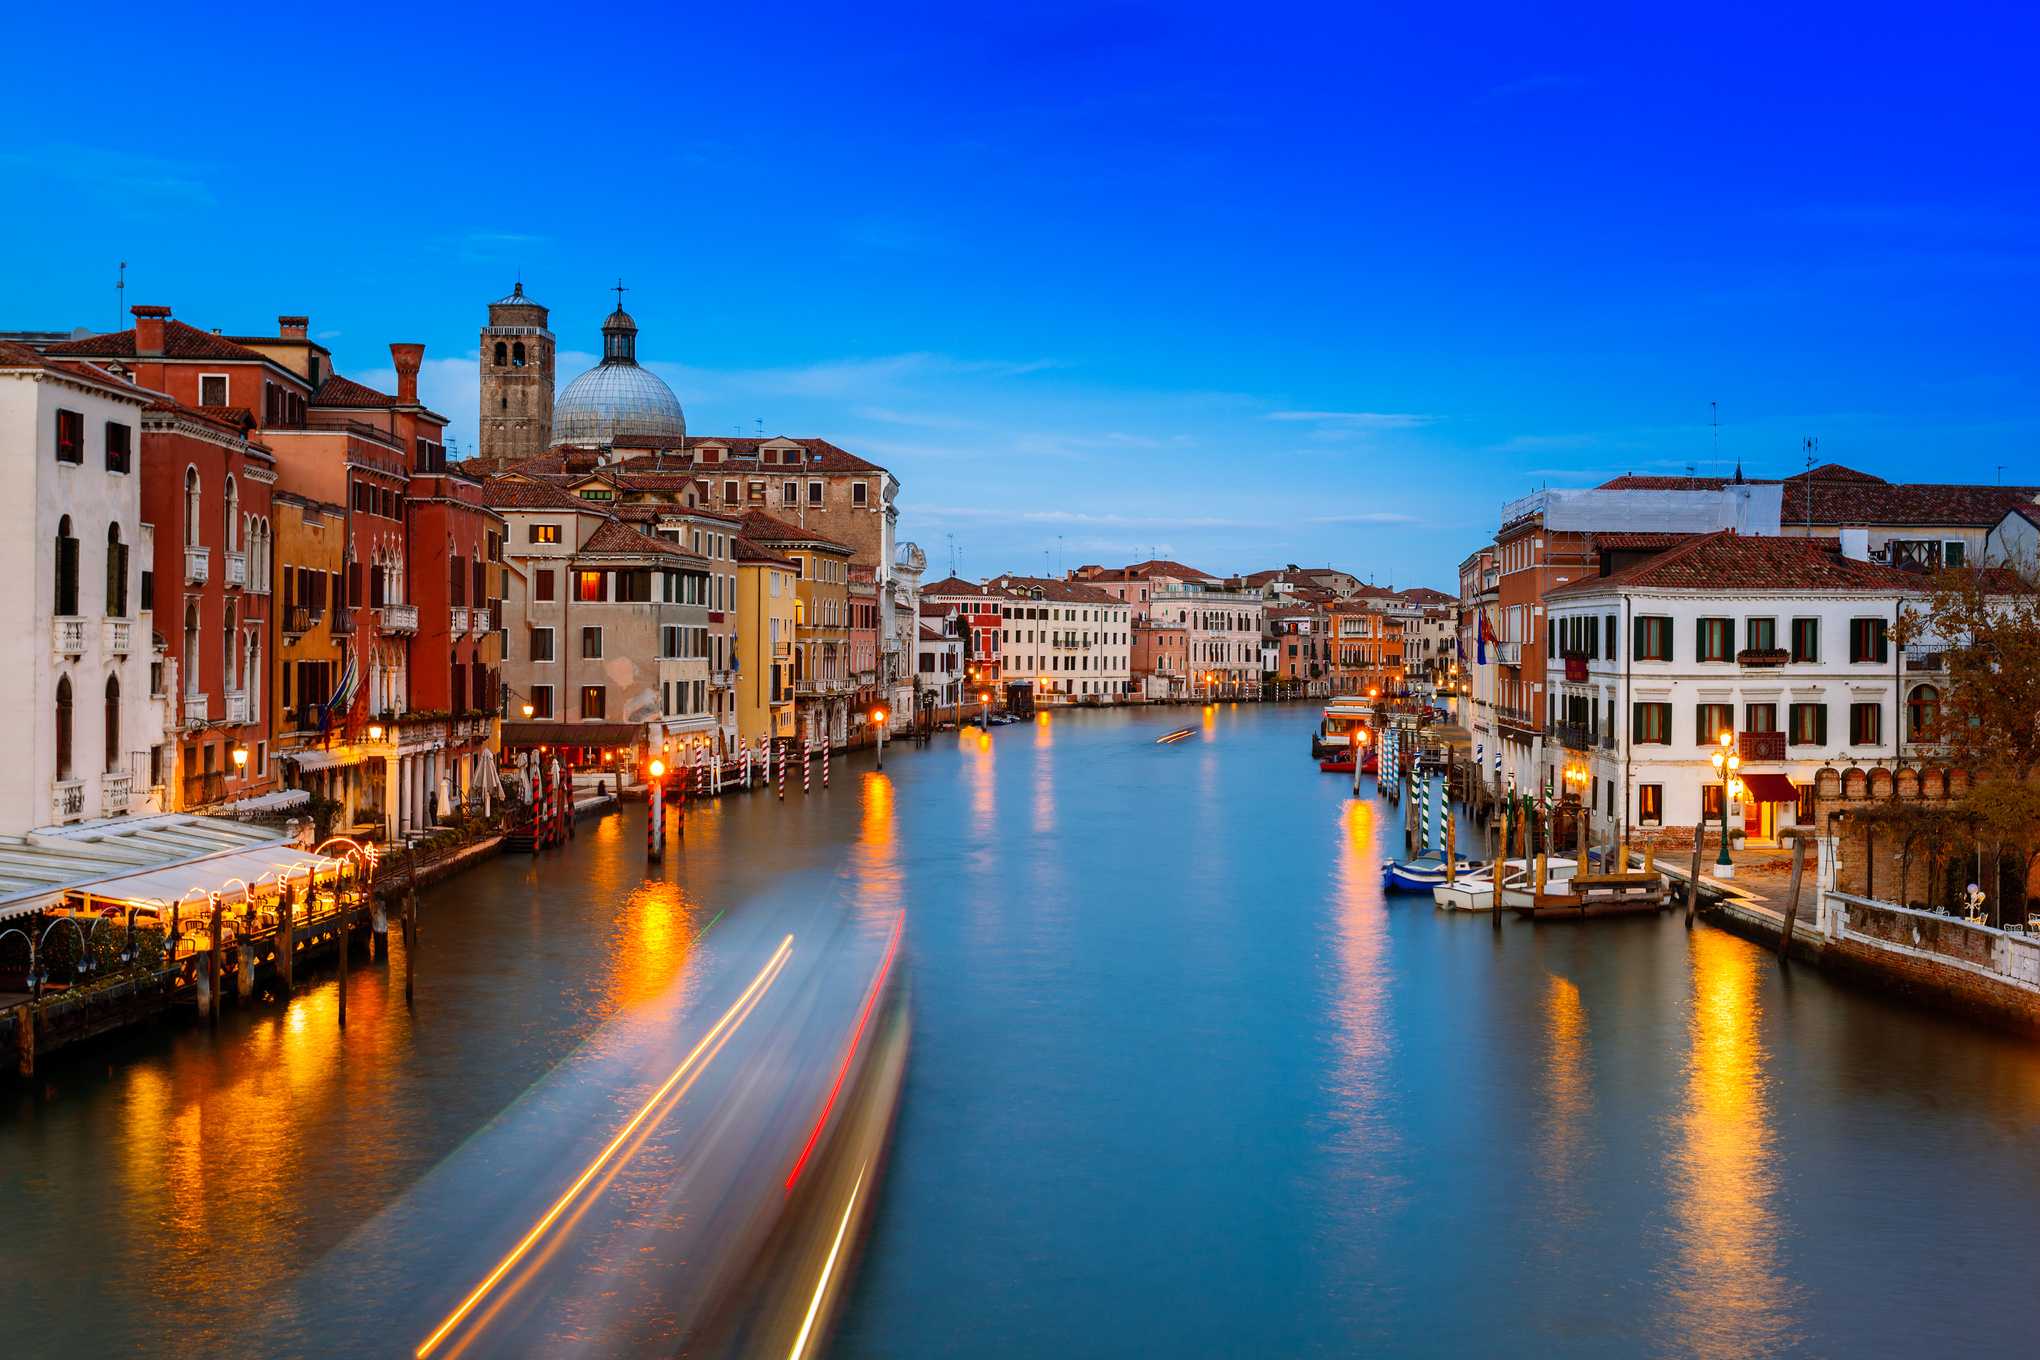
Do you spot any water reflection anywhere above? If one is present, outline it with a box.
[1659,929,1800,1356]
[1536,974,1597,1231]
[1324,797,1402,1181]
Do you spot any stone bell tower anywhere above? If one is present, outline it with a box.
[478,281,554,469]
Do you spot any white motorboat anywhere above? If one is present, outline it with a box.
[1432,858,1525,912]
[1496,857,1579,910]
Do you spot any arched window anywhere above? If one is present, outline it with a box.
[1908,685,1940,742]
[512,341,526,366]
[104,673,120,774]
[493,341,507,366]
[54,515,78,616]
[224,476,238,552]
[106,522,128,616]
[183,603,200,694]
[184,467,201,545]
[55,674,73,781]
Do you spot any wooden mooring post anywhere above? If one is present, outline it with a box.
[15,1002,33,1077]
[338,887,349,1030]
[278,884,295,997]
[207,898,222,1024]
[1686,836,1703,929]
[1778,833,1807,960]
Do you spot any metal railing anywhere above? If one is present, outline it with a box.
[1494,641,1521,664]
[331,611,356,636]
[283,606,312,635]
[1904,647,1944,672]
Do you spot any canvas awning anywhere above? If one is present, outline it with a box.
[500,722,641,748]
[1741,773,1800,805]
[68,844,359,914]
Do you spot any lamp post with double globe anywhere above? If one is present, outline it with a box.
[1709,731,1741,877]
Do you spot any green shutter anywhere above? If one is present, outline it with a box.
[1874,618,1888,663]
[1814,704,1828,745]
[1696,618,1706,662]
[1633,617,1645,660]
[1695,705,1707,745]
[1726,618,1736,655]
[1633,703,1644,743]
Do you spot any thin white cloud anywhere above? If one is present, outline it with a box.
[1266,410,1433,428]
[1305,512,1424,524]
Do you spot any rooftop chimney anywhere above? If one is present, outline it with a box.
[1840,527,1870,562]
[279,316,309,340]
[389,342,424,404]
[131,305,169,356]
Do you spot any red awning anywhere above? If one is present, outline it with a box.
[1741,772,1799,804]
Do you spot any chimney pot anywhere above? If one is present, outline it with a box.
[131,305,169,356]
[279,316,309,340]
[389,342,425,405]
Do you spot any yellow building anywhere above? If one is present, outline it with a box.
[737,512,856,747]
[269,490,366,823]
[732,532,798,748]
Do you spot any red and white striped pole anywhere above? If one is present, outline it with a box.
[696,742,706,798]
[776,738,786,800]
[822,728,830,788]
[802,735,812,794]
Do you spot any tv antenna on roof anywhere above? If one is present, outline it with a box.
[1804,437,1817,533]
[1711,401,1719,480]
[115,261,125,332]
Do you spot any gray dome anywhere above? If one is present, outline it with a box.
[551,360,685,446]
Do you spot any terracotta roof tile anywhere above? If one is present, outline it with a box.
[732,534,795,567]
[43,318,272,362]
[1592,531,1699,550]
[1547,530,1921,596]
[313,374,397,408]
[734,510,855,553]
[481,480,589,511]
[578,518,705,562]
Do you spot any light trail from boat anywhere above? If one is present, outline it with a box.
[413,934,794,1359]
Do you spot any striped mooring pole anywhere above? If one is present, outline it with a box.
[776,739,786,800]
[822,732,830,788]
[647,773,663,860]
[802,736,812,794]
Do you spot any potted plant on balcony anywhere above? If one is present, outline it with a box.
[1735,647,1789,668]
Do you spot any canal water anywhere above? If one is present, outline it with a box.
[4,705,2040,1357]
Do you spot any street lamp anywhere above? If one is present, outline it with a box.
[1708,731,1740,874]
[367,723,383,742]
[871,707,887,770]
[979,691,992,732]
[232,745,247,775]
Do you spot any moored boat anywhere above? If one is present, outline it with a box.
[1383,848,1479,893]
[1496,857,1579,910]
[1432,858,1526,912]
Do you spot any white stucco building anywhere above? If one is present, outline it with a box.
[0,342,169,835]
[1543,531,1943,849]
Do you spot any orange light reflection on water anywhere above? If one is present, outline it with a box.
[1535,974,1597,1226]
[1325,798,1402,1178]
[1660,929,1799,1355]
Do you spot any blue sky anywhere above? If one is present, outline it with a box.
[5,3,2034,590]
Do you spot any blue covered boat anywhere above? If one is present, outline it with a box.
[1382,848,1480,893]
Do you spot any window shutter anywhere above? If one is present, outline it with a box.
[1696,618,1707,661]
[1695,705,1707,745]
[1633,617,1645,660]
[56,534,78,616]
[370,565,386,608]
[1874,618,1888,663]
[348,562,364,608]
[1726,618,1736,654]
[1632,703,1644,743]
[1814,704,1828,745]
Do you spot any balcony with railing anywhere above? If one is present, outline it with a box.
[225,690,249,724]
[1496,703,1536,730]
[1904,646,1945,673]
[53,616,86,656]
[184,546,210,585]
[1736,647,1788,669]
[1550,721,1599,752]
[450,605,471,636]
[103,619,132,655]
[282,605,312,637]
[380,603,418,634]
[331,610,356,636]
[224,551,247,587]
[182,771,226,809]
[100,772,132,816]
[1738,731,1786,762]
[1494,641,1522,665]
[53,780,85,823]
[710,670,734,689]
